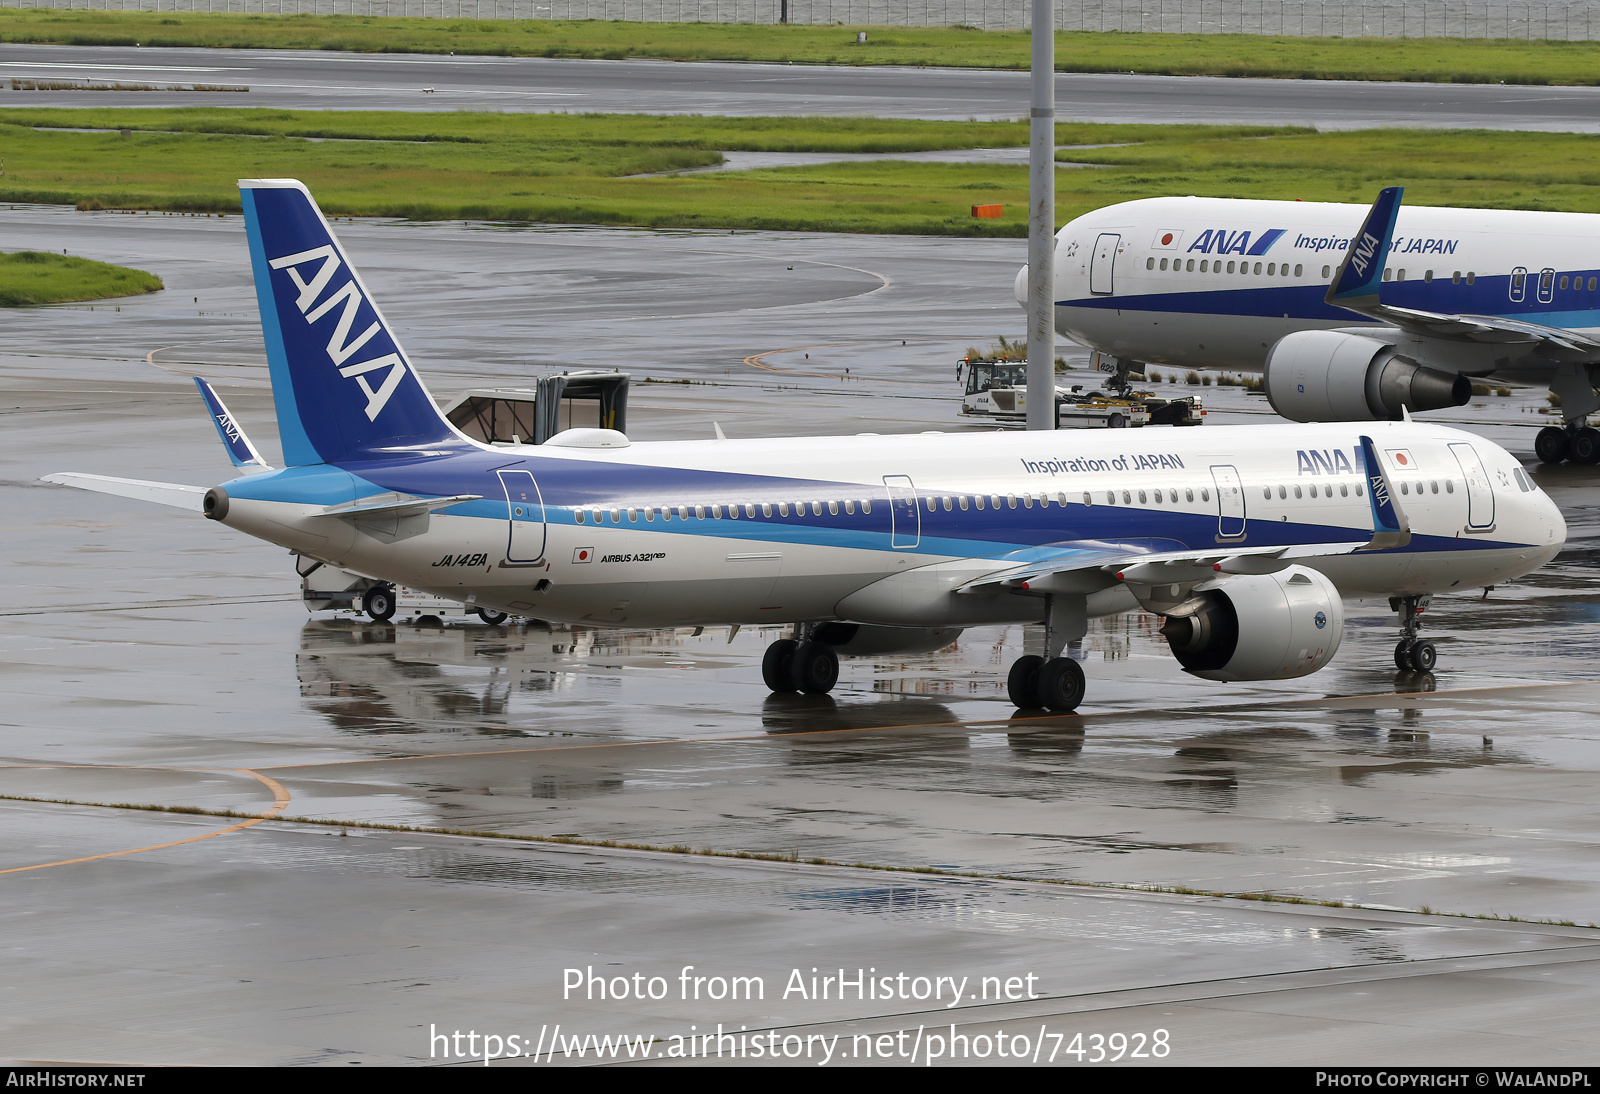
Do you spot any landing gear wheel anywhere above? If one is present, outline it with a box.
[1007,655,1044,708]
[1394,639,1415,671]
[475,607,508,625]
[1573,427,1600,465]
[1407,640,1438,673]
[1535,426,1571,465]
[788,640,839,695]
[761,639,799,692]
[361,584,396,622]
[1036,657,1087,713]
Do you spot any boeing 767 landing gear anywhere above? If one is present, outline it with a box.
[1391,594,1437,673]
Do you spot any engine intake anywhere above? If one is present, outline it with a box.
[1263,330,1470,422]
[1159,565,1343,682]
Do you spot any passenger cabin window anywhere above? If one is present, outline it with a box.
[1294,264,1303,277]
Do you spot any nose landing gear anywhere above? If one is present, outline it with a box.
[1391,594,1437,672]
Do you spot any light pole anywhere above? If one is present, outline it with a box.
[1025,0,1057,431]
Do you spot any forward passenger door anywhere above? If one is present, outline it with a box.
[1211,465,1247,539]
[1090,233,1121,296]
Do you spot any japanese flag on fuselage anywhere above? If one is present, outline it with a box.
[1152,230,1184,249]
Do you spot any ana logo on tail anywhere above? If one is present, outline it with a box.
[268,244,408,422]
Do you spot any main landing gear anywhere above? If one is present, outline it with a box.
[1005,595,1090,713]
[762,627,841,695]
[1537,367,1600,464]
[1391,594,1437,673]
[1006,655,1086,712]
[1535,423,1600,465]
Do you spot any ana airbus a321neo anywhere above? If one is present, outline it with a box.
[44,180,1565,711]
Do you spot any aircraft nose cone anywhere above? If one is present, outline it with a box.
[1014,264,1029,309]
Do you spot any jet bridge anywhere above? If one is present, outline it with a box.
[441,370,629,446]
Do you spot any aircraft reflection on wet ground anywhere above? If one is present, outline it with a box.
[271,599,1600,924]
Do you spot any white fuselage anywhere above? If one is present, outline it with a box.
[1018,196,1600,377]
[218,420,1563,629]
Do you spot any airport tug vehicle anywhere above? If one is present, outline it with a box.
[959,356,1202,429]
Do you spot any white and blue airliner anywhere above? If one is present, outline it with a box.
[44,180,1565,712]
[1024,186,1600,465]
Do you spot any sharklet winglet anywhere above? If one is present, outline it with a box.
[1326,186,1403,312]
[1358,434,1412,550]
[193,376,272,470]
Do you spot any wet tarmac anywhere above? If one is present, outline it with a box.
[4,206,1600,1064]
[9,43,1600,131]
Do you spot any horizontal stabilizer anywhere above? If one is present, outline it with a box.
[41,473,206,512]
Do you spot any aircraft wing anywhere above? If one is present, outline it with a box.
[956,441,1407,603]
[955,538,1370,597]
[1325,187,1600,360]
[41,473,207,512]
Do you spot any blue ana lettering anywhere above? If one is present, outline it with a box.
[1186,229,1277,255]
[1297,448,1356,475]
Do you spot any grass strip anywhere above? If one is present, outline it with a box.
[7,110,1600,234]
[6,11,1600,85]
[2,790,1591,928]
[0,110,1304,235]
[0,250,163,306]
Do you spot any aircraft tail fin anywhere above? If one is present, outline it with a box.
[1326,186,1403,312]
[238,179,463,467]
[193,376,272,470]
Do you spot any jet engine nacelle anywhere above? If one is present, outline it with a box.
[1158,565,1342,682]
[1263,330,1471,422]
[813,622,963,656]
